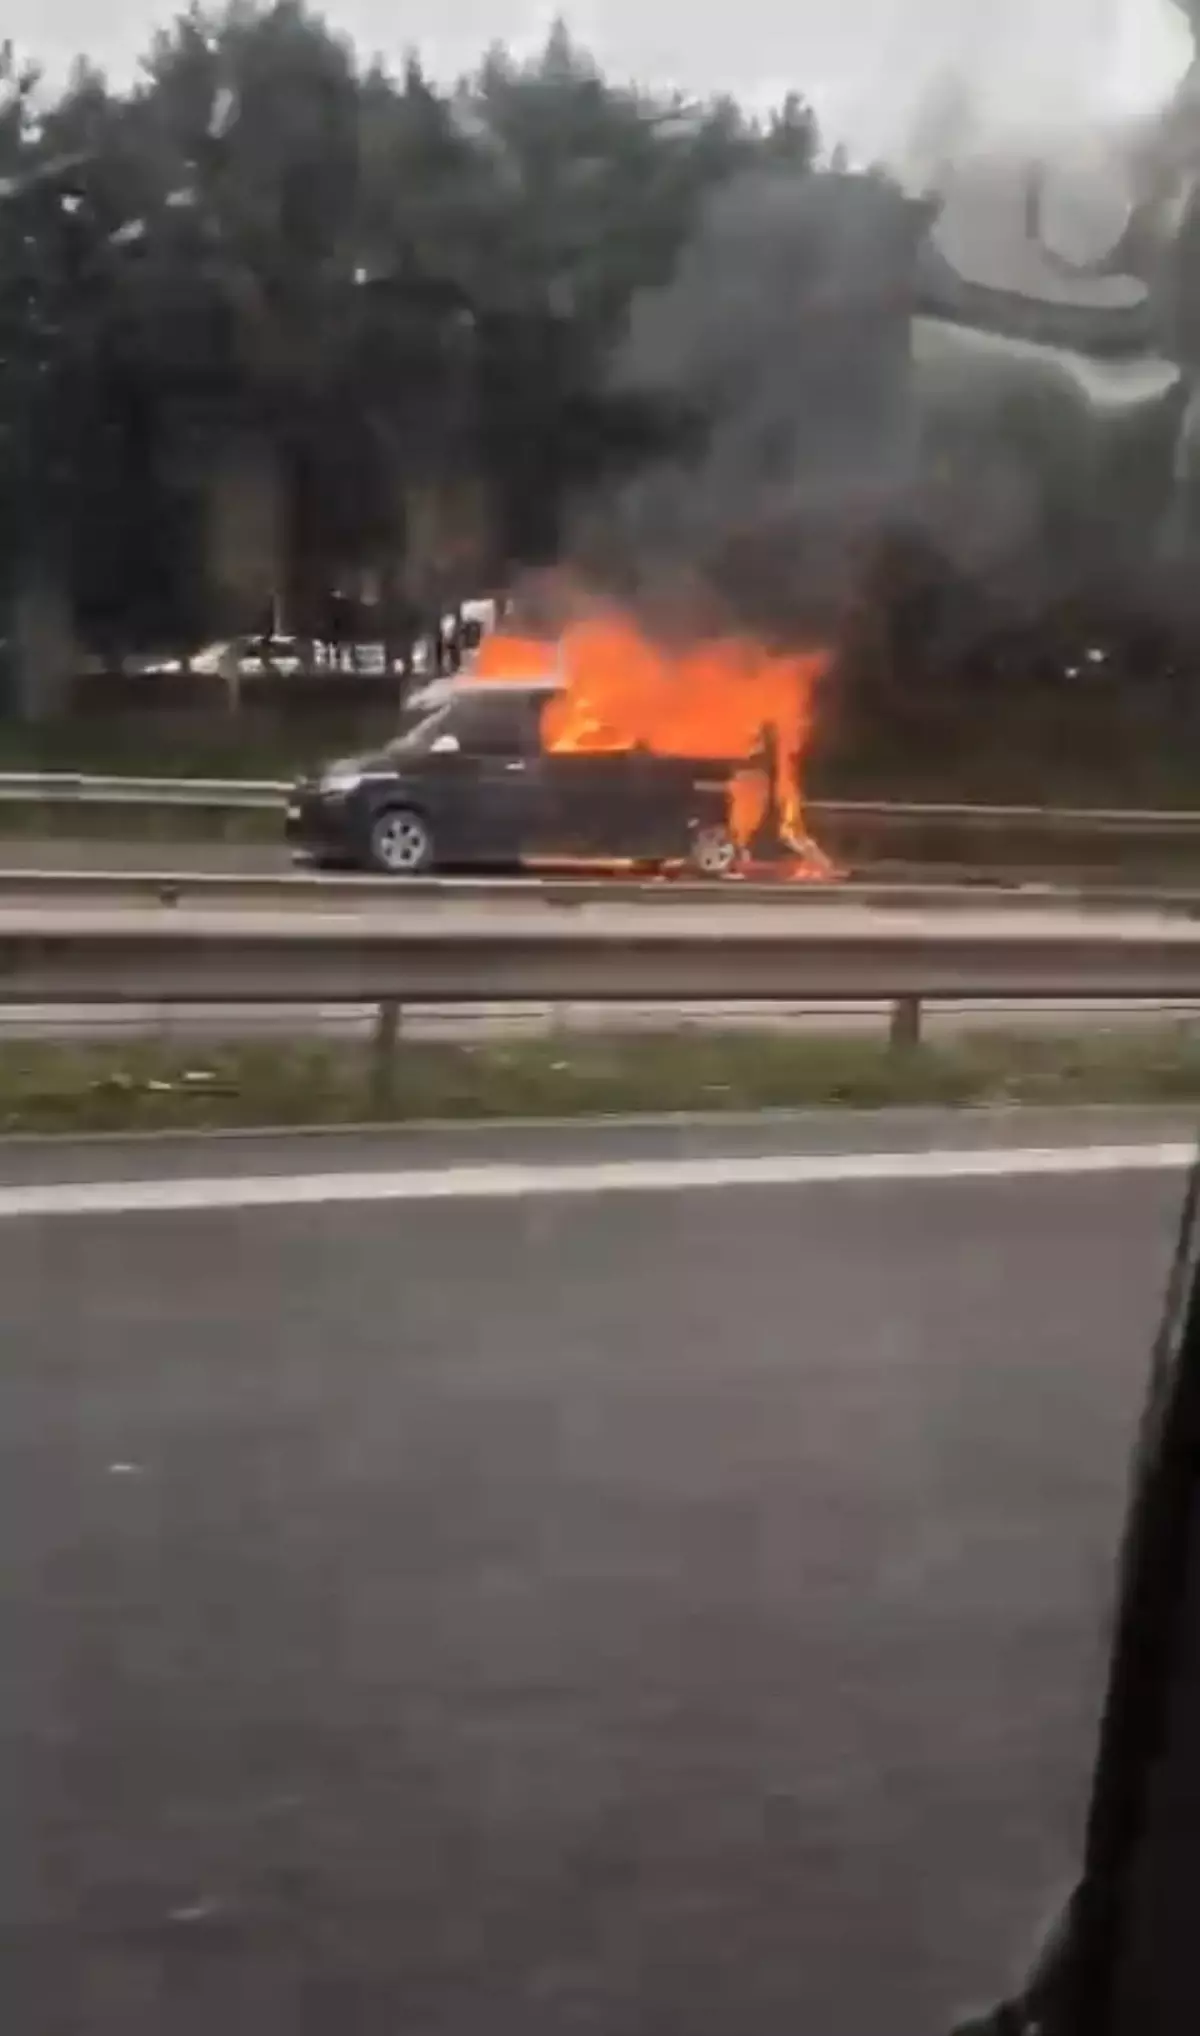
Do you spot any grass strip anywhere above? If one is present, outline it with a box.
[0,804,281,847]
[1,1024,1200,1135]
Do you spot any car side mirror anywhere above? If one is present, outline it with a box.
[429,733,460,754]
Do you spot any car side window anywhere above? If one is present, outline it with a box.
[450,694,537,756]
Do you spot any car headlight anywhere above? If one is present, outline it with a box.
[320,766,363,795]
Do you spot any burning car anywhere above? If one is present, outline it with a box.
[471,608,836,879]
[286,676,739,876]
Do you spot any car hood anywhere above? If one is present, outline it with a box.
[302,753,394,784]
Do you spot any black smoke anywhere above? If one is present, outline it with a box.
[571,166,933,644]
[571,114,1200,663]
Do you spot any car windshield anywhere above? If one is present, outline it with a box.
[384,687,552,758]
[384,699,459,755]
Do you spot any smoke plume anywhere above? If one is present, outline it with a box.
[575,167,929,640]
[573,0,1198,646]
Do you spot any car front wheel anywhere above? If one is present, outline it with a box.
[368,807,435,876]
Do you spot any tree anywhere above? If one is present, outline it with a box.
[0,1,826,701]
[458,23,818,562]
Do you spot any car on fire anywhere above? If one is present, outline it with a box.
[285,676,740,876]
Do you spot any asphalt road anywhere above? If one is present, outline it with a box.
[0,1111,1190,2036]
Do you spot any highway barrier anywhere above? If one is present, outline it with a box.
[5,772,1200,831]
[0,866,1198,917]
[2,902,1200,1066]
[0,771,283,810]
[5,773,1200,881]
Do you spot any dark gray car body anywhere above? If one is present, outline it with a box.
[286,680,735,871]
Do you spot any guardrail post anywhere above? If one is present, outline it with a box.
[889,994,923,1052]
[369,999,402,1109]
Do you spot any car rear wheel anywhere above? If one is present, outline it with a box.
[688,823,738,879]
[369,807,435,876]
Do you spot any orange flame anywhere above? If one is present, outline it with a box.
[474,609,835,876]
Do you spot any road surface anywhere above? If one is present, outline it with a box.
[0,1109,1192,2036]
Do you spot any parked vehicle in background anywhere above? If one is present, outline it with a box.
[286,676,738,875]
[114,592,506,685]
[133,636,408,678]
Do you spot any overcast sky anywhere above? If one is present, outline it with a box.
[7,0,1196,156]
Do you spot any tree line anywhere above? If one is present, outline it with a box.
[0,0,819,713]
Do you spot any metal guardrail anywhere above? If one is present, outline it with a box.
[10,771,1200,905]
[0,902,1198,1005]
[7,769,1197,834]
[0,900,1197,1074]
[4,773,1200,834]
[817,798,1200,835]
[0,772,285,809]
[0,868,1199,917]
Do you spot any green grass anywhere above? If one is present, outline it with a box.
[0,802,281,847]
[4,1024,1200,1135]
[0,803,281,847]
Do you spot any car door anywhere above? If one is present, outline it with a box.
[598,750,676,858]
[543,750,695,862]
[619,753,732,860]
[541,754,620,858]
[443,691,553,863]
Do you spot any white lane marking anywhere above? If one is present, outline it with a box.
[0,1142,1191,1220]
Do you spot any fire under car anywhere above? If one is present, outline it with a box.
[286,677,742,877]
